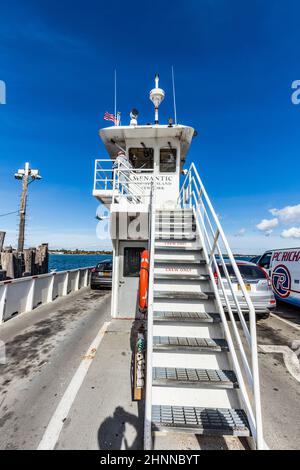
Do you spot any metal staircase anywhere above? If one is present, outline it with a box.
[144,164,264,450]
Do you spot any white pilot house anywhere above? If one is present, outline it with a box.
[93,75,194,319]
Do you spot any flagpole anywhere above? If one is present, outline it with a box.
[114,69,117,125]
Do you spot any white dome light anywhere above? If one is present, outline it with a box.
[149,74,165,124]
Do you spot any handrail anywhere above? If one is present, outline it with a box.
[178,163,264,449]
[144,182,156,450]
[94,158,154,204]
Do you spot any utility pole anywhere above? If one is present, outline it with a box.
[15,162,42,253]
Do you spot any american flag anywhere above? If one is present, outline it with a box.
[103,111,117,125]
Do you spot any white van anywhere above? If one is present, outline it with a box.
[256,248,300,307]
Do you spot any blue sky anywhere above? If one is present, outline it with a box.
[0,0,299,253]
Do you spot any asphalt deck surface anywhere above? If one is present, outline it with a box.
[0,290,299,450]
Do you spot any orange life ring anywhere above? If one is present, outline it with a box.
[139,249,149,312]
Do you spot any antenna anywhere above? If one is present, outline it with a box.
[171,66,177,125]
[114,69,117,125]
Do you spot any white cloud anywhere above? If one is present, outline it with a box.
[270,204,300,223]
[235,228,246,237]
[256,218,278,231]
[281,227,300,239]
[265,229,273,237]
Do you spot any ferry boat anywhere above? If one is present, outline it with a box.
[92,75,265,450]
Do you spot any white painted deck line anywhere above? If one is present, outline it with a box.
[259,344,300,383]
[270,312,300,332]
[37,321,110,450]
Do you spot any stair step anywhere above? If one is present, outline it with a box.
[154,244,201,251]
[154,291,214,300]
[155,219,195,225]
[153,311,220,323]
[154,272,209,280]
[152,406,250,437]
[152,368,238,389]
[155,220,195,224]
[155,233,197,240]
[153,336,228,353]
[154,240,201,250]
[154,250,202,262]
[157,209,193,214]
[154,258,206,265]
[155,248,202,256]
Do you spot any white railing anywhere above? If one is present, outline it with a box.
[0,267,92,324]
[144,183,156,450]
[178,162,264,449]
[94,159,153,204]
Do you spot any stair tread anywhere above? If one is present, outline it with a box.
[152,367,238,388]
[152,406,250,436]
[154,244,201,251]
[154,273,209,280]
[155,247,201,253]
[153,311,220,323]
[154,291,214,300]
[157,209,193,213]
[155,233,196,238]
[154,259,206,265]
[155,221,195,225]
[153,336,228,352]
[154,239,199,244]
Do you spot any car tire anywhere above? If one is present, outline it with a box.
[90,284,97,290]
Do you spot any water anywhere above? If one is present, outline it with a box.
[49,254,112,272]
[49,253,254,273]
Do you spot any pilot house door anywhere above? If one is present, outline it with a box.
[117,242,147,318]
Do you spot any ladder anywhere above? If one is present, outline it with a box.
[144,163,264,450]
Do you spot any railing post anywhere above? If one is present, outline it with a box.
[249,308,264,449]
[188,171,192,208]
[0,284,8,324]
[208,229,220,265]
[25,277,36,312]
[144,183,156,450]
[47,273,55,303]
[75,270,80,291]
[63,272,69,296]
[84,269,89,287]
[94,159,97,191]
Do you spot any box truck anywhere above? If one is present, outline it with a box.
[256,248,300,307]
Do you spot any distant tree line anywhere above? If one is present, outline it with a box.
[49,249,112,255]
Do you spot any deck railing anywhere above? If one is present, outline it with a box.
[178,162,264,449]
[0,267,92,324]
[94,159,153,204]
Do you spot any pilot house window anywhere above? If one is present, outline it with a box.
[129,148,154,169]
[159,148,177,172]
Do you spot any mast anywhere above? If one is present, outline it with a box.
[149,74,165,124]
